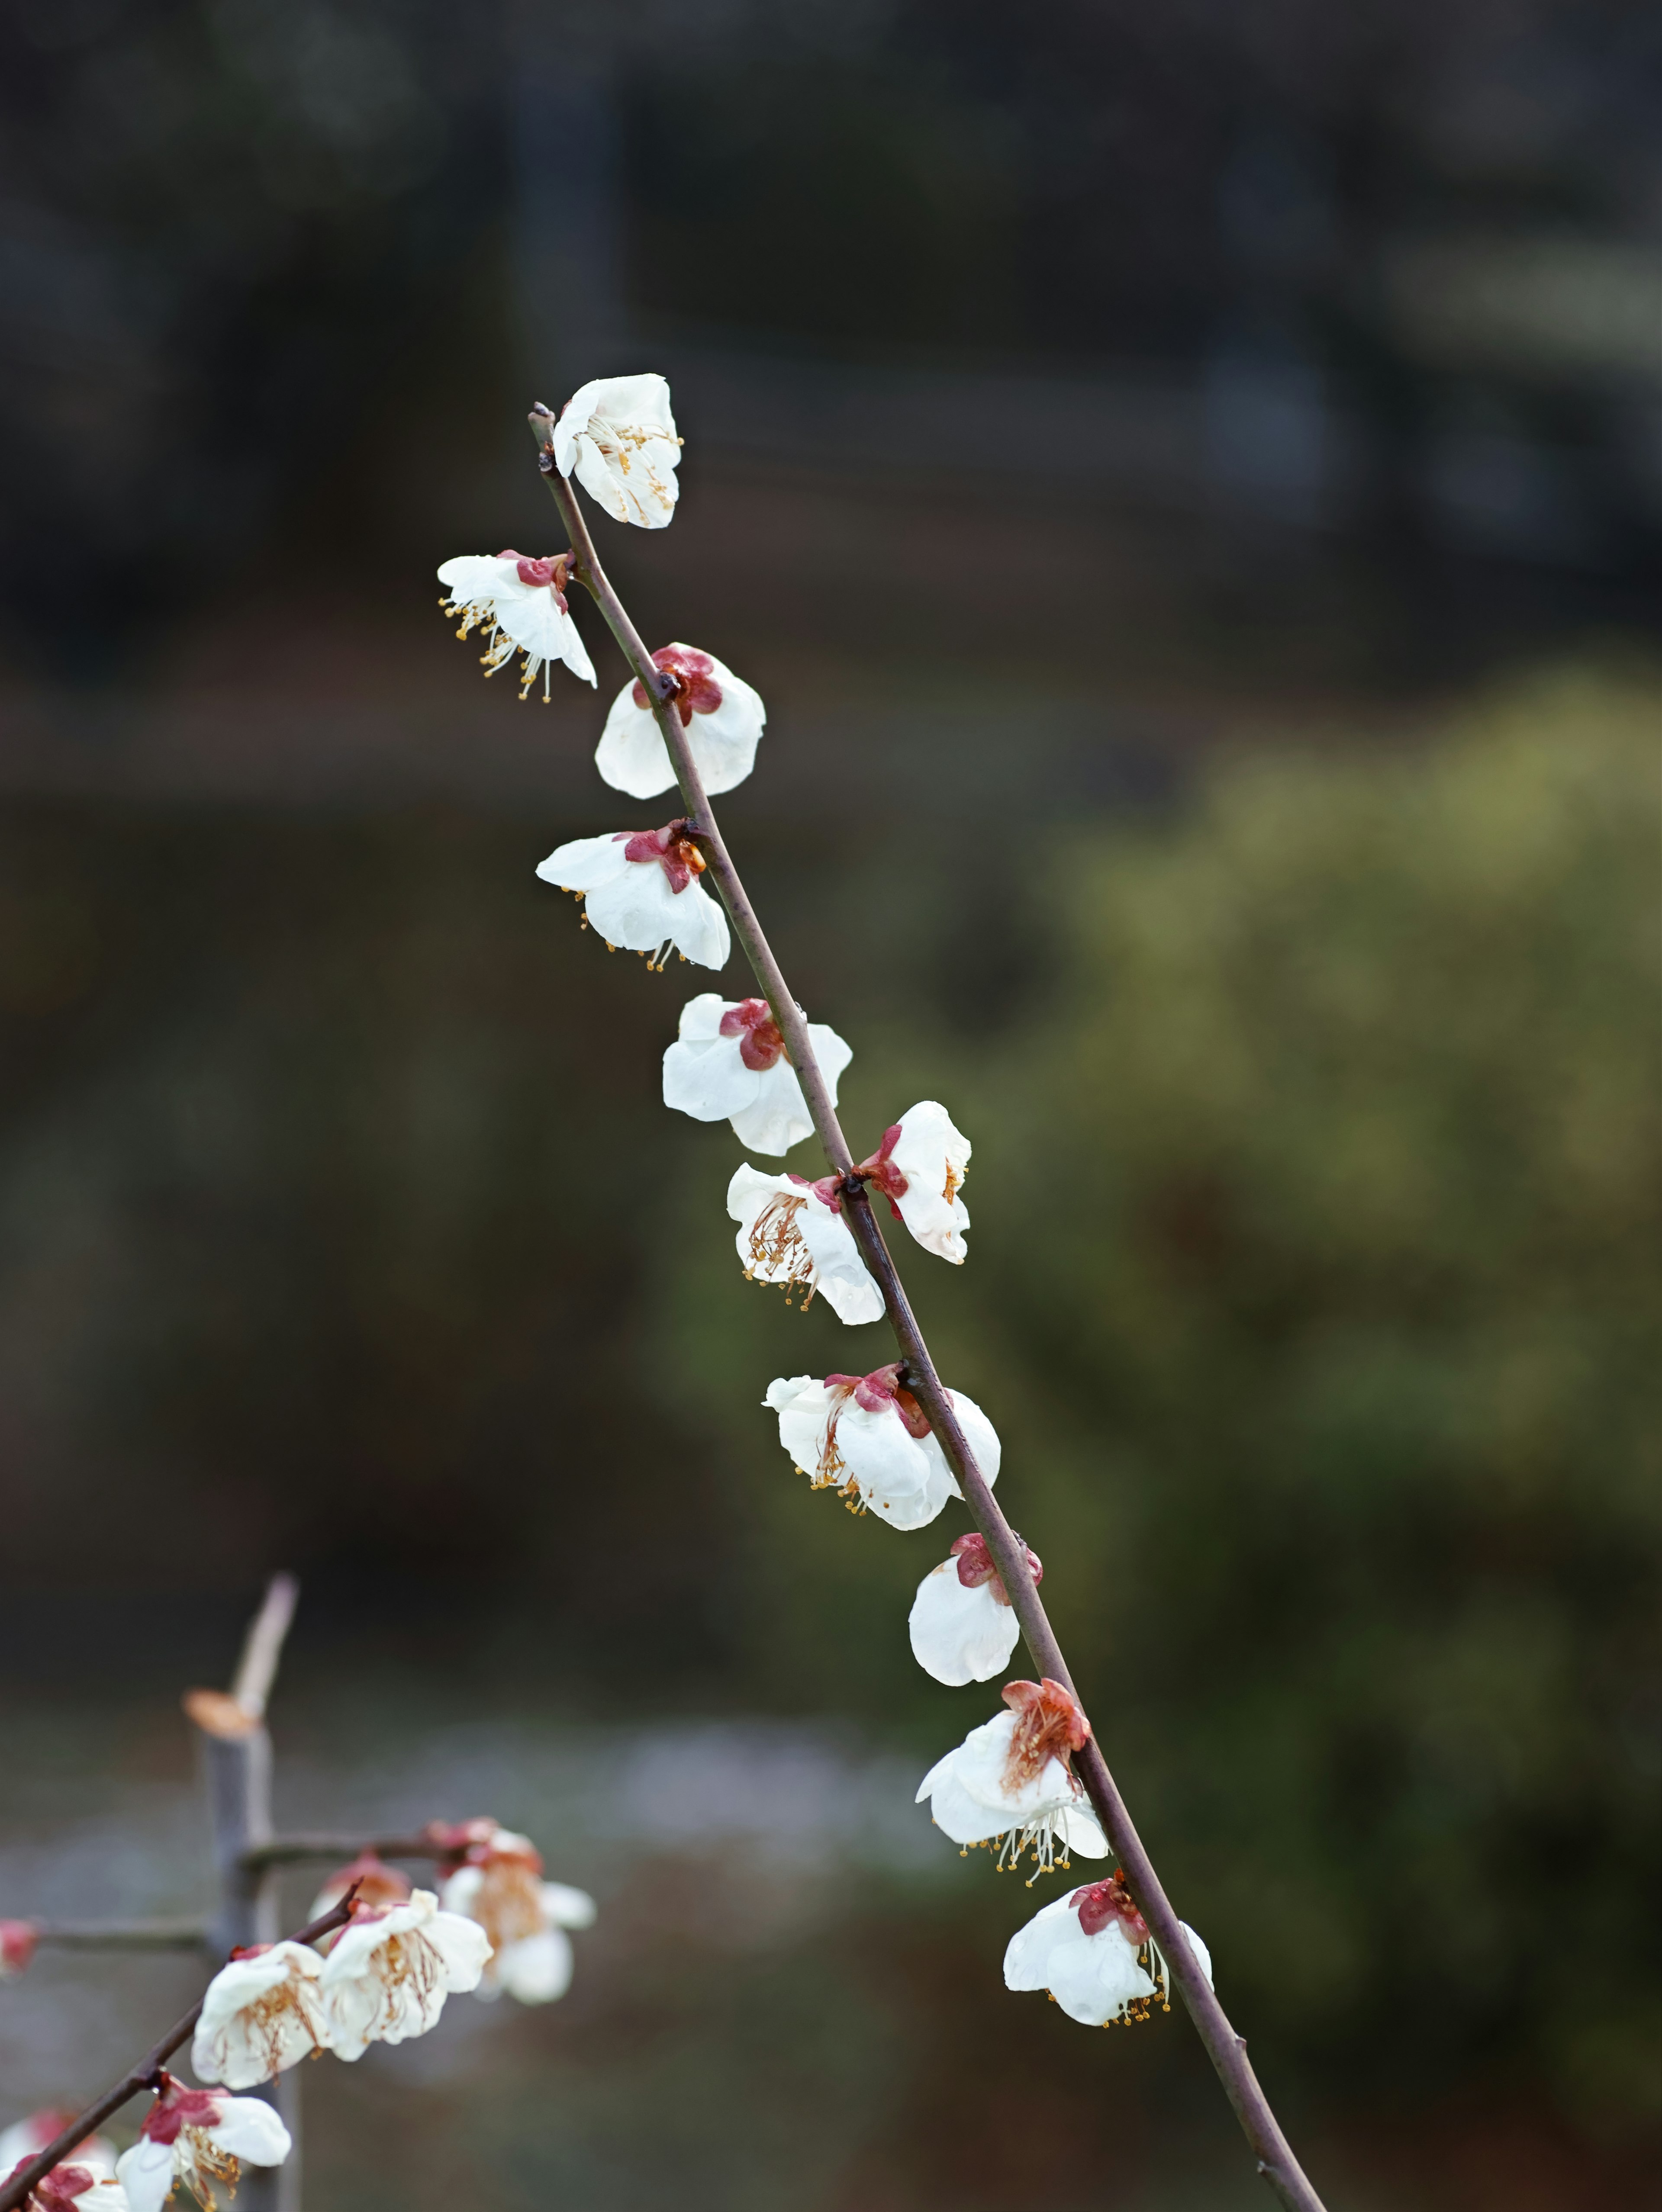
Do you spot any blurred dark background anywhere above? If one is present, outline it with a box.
[0,2,1658,2207]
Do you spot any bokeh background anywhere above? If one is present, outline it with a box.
[1,2,1658,2207]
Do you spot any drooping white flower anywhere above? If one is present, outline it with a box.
[9,2163,128,2212]
[430,1820,596,2007]
[436,551,596,698]
[917,1678,1108,1874]
[537,821,730,971]
[728,1165,883,1325]
[1004,1870,1212,2027]
[0,2117,117,2186]
[764,1366,1001,1528]
[116,2075,290,2212]
[315,1889,492,2061]
[664,995,850,1155]
[909,1532,1039,1683]
[854,1102,971,1262]
[597,645,765,799]
[552,374,681,529]
[190,1940,330,2090]
[0,1920,36,1979]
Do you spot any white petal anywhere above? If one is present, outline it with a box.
[727,1058,813,1154]
[1002,1894,1081,1990]
[1047,1923,1155,2026]
[663,1032,760,1124]
[596,685,679,800]
[794,1199,883,1325]
[889,1100,973,1262]
[541,1881,597,1929]
[440,1866,482,1916]
[437,553,514,598]
[1177,1922,1213,1988]
[536,833,629,894]
[908,1563,1021,1685]
[1053,1800,1112,1858]
[207,2098,291,2167]
[496,1927,573,2004]
[426,1910,493,1991]
[115,2141,175,2212]
[920,1389,1002,1498]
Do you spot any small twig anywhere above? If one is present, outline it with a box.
[230,1574,300,1720]
[533,416,1330,2212]
[30,1921,209,1952]
[0,1889,358,2212]
[237,1836,443,1873]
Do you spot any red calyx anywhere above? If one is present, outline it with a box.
[619,820,708,894]
[951,1531,1042,1607]
[719,997,786,1071]
[1072,1869,1149,1945]
[852,1123,908,1219]
[999,1678,1091,1790]
[27,2164,98,2210]
[498,549,572,611]
[823,1361,932,1437]
[631,645,722,727]
[141,2077,222,2146]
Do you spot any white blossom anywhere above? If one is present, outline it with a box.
[664,995,850,1154]
[315,1889,492,2061]
[909,1532,1037,1683]
[116,2077,290,2212]
[596,645,765,799]
[190,1941,329,2090]
[917,1679,1108,1874]
[437,1825,596,2007]
[765,1366,1000,1528]
[10,2165,128,2212]
[552,374,681,529]
[855,1101,971,1261]
[728,1165,883,1324]
[436,552,596,698]
[0,2119,115,2184]
[538,822,730,971]
[1004,1871,1212,2026]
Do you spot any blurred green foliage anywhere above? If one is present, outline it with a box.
[673,668,1661,2121]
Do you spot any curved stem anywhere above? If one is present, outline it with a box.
[535,420,1328,2212]
[0,1892,359,2212]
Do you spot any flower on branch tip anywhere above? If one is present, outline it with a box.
[0,1920,37,1978]
[909,1533,1040,1683]
[8,2163,128,2212]
[190,1940,330,2090]
[664,994,851,1155]
[854,1102,971,1263]
[728,1165,883,1325]
[429,1819,596,2006]
[315,1889,491,2062]
[916,1678,1107,1877]
[552,373,681,529]
[115,2076,290,2212]
[0,2122,115,2188]
[306,1850,412,1933]
[436,552,596,698]
[598,645,765,799]
[765,1367,1000,1528]
[537,822,730,972]
[1004,1869,1212,2027]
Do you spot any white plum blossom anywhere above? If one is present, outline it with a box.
[664,995,851,1155]
[597,645,765,799]
[917,1678,1108,1873]
[728,1165,883,1324]
[436,551,596,698]
[552,374,681,529]
[116,2075,290,2212]
[316,1889,492,2061]
[909,1532,1038,1683]
[432,1819,596,2006]
[190,1940,329,2090]
[538,822,730,971]
[854,1102,971,1262]
[1004,1870,1213,2027]
[765,1366,1001,1528]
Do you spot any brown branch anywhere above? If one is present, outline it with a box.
[534,412,1330,2212]
[0,1890,359,2212]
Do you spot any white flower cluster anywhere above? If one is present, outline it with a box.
[435,374,1213,2038]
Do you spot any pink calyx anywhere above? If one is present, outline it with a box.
[141,2078,223,2146]
[1072,1869,1149,1946]
[26,2163,99,2211]
[497,548,572,611]
[853,1124,907,1218]
[999,1678,1091,1792]
[618,820,708,894]
[786,1168,848,1212]
[951,1531,1042,1608]
[719,997,786,1072]
[313,1850,412,1917]
[824,1362,932,1437]
[632,645,723,728]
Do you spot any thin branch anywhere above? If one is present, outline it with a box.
[534,414,1330,2212]
[230,1573,300,1720]
[0,1890,359,2212]
[30,1921,209,1952]
[237,1836,443,1873]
